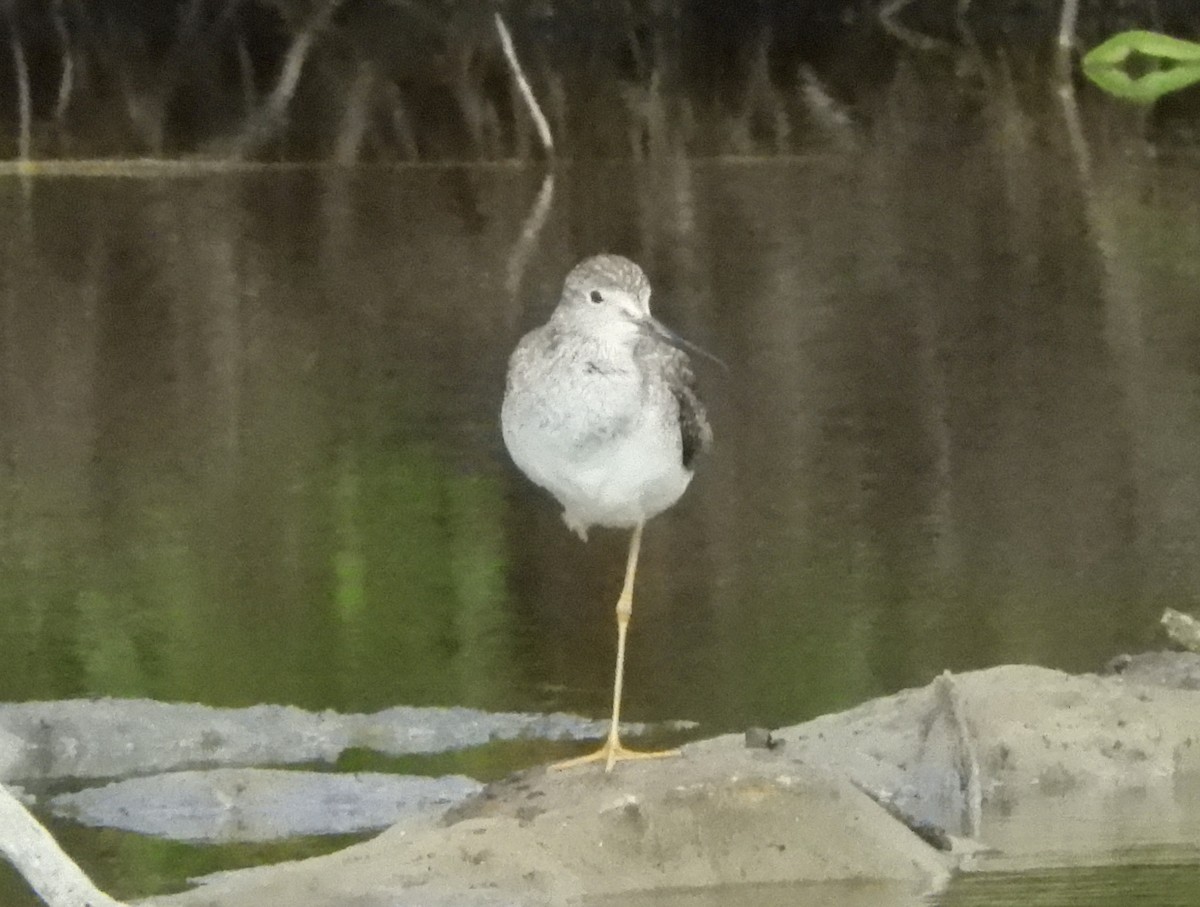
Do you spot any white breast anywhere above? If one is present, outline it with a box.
[501,346,691,537]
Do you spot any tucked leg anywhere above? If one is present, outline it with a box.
[552,521,680,772]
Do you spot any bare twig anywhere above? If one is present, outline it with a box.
[494,12,554,155]
[879,0,953,53]
[236,31,257,114]
[621,67,670,160]
[954,0,972,40]
[545,69,567,153]
[798,66,856,148]
[380,79,419,159]
[1055,0,1081,125]
[51,0,74,124]
[505,171,556,297]
[620,0,647,77]
[1057,0,1080,55]
[1056,76,1090,181]
[1054,0,1090,184]
[6,12,31,161]
[0,783,127,907]
[334,60,377,164]
[228,0,346,158]
[955,0,985,74]
[264,0,342,124]
[744,30,790,154]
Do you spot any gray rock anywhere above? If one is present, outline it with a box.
[0,699,674,783]
[1102,650,1200,690]
[143,755,952,907]
[695,664,1200,865]
[50,769,482,842]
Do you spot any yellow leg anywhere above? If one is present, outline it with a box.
[552,521,680,773]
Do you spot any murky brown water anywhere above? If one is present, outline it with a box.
[3,86,1200,904]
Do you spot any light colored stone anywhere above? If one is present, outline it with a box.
[0,699,660,783]
[143,755,950,907]
[50,768,482,842]
[1162,607,1200,653]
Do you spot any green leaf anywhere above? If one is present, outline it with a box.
[1083,31,1200,104]
[1085,62,1200,104]
[1083,30,1200,67]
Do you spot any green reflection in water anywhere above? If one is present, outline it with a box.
[0,441,514,713]
[936,860,1200,906]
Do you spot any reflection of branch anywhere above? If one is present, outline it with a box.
[505,171,555,297]
[494,12,553,155]
[0,783,127,907]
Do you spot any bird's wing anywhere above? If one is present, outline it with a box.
[660,346,713,470]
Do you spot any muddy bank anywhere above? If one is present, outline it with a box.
[98,660,1200,906]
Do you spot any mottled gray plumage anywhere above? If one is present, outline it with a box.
[501,254,712,541]
[501,253,713,771]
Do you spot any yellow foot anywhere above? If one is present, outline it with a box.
[551,739,680,773]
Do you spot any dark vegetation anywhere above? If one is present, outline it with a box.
[0,0,1197,161]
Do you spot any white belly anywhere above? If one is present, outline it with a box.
[502,382,692,536]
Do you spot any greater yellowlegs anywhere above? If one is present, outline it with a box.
[501,254,713,772]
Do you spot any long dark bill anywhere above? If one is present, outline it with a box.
[644,317,729,372]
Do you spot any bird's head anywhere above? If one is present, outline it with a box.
[558,254,654,339]
[556,254,726,369]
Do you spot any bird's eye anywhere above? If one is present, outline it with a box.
[589,290,604,304]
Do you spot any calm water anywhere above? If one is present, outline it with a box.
[3,99,1200,903]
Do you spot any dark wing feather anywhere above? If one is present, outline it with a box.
[665,351,712,470]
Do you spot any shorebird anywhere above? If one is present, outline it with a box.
[501,254,713,772]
